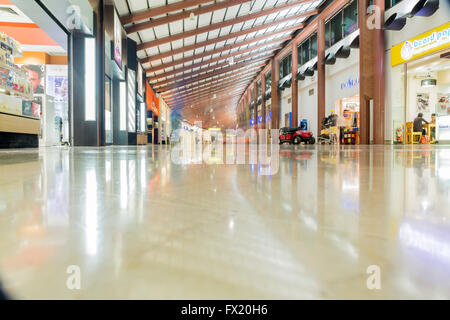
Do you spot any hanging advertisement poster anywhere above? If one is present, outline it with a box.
[114,9,122,70]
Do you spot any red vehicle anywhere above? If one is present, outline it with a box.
[279,127,316,145]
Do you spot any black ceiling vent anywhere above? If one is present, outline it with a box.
[410,0,439,17]
[383,13,407,31]
[384,0,439,31]
[296,71,305,81]
[284,77,292,88]
[324,53,336,65]
[335,46,351,59]
[304,67,315,77]
[349,35,360,49]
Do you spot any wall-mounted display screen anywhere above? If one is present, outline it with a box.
[137,63,143,97]
[114,9,122,70]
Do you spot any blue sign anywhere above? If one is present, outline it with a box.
[340,76,360,90]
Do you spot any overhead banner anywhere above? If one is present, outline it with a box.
[391,22,450,67]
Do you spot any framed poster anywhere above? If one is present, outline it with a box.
[23,64,45,94]
[416,93,430,113]
[436,93,450,116]
[114,9,122,70]
[137,63,143,97]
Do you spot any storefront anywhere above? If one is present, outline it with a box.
[385,0,449,144]
[0,0,103,148]
[136,63,147,145]
[0,1,75,148]
[325,46,360,145]
[387,21,450,144]
[159,97,171,145]
[146,81,159,144]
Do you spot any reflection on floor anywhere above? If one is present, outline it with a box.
[0,145,450,299]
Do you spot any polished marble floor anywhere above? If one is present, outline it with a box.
[0,144,450,299]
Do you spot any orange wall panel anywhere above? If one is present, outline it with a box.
[14,52,68,65]
[0,25,59,47]
[49,55,68,65]
[15,52,48,65]
[146,82,159,116]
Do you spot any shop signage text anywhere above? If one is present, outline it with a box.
[391,22,450,67]
[340,77,360,90]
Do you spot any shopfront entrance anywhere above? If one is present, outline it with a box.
[389,23,450,144]
[0,1,70,148]
[335,94,360,145]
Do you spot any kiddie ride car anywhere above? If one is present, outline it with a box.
[279,127,316,145]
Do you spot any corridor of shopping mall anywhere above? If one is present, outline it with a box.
[1,0,450,302]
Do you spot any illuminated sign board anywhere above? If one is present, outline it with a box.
[391,22,450,66]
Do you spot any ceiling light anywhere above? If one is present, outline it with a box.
[189,12,195,21]
[421,74,437,87]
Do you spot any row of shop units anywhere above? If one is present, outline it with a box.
[0,0,171,149]
[237,0,450,145]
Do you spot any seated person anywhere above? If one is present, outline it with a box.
[413,113,429,135]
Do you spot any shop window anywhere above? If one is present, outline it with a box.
[325,21,331,49]
[257,80,262,97]
[280,54,292,79]
[265,72,271,91]
[279,60,284,79]
[385,0,403,10]
[310,33,317,59]
[301,39,310,66]
[330,11,343,46]
[343,0,358,36]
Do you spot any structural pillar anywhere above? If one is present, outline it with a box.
[317,17,326,134]
[271,62,280,132]
[261,75,266,130]
[358,0,385,144]
[291,44,299,128]
[254,85,258,130]
[373,0,385,144]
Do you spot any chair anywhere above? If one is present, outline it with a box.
[412,132,422,144]
[405,122,413,144]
